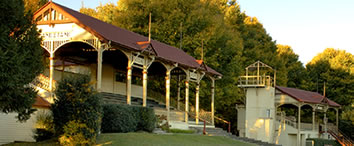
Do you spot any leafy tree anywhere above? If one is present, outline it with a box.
[80,2,117,24]
[276,44,307,88]
[305,48,354,139]
[0,0,44,121]
[306,48,354,107]
[24,0,48,13]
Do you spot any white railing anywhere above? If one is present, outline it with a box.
[32,74,56,91]
[238,75,273,87]
[148,90,213,125]
[276,115,320,131]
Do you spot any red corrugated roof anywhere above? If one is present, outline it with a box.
[33,96,51,108]
[276,86,340,107]
[47,2,221,77]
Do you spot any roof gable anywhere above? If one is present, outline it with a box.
[34,2,76,25]
[276,86,340,107]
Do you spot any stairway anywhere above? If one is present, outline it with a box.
[229,135,282,146]
[191,126,281,146]
[100,92,166,108]
[327,129,353,146]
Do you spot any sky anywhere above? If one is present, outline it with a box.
[53,0,353,64]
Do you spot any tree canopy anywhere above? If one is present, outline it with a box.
[0,0,44,121]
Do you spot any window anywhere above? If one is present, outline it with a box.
[115,71,142,85]
[132,76,142,85]
[115,71,126,83]
[266,109,271,118]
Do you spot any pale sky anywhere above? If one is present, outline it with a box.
[53,0,353,64]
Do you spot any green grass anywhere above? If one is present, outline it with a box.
[4,133,255,146]
[167,128,195,134]
[3,138,59,146]
[96,133,255,146]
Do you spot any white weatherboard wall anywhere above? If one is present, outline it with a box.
[0,109,49,145]
[98,64,144,98]
[245,87,276,143]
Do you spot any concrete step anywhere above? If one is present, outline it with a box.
[229,135,281,146]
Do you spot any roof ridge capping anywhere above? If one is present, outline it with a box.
[275,86,340,107]
[39,1,221,77]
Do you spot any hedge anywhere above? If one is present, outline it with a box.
[306,138,341,146]
[101,104,156,133]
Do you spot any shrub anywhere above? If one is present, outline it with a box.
[137,107,156,132]
[156,115,170,131]
[59,120,95,146]
[33,110,54,142]
[51,75,102,144]
[34,129,54,142]
[101,104,138,133]
[306,138,341,146]
[101,104,156,133]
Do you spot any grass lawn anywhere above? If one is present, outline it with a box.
[4,133,255,146]
[96,133,254,146]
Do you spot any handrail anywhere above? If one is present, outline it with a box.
[148,90,230,133]
[327,127,353,146]
[214,116,231,133]
[187,111,210,135]
[148,90,213,124]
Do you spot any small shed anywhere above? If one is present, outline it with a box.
[0,96,51,145]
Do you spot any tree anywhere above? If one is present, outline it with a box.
[305,48,354,139]
[80,2,117,24]
[23,0,48,13]
[0,0,44,121]
[306,48,354,107]
[276,44,307,88]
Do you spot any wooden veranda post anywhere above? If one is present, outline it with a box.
[166,69,171,121]
[142,59,148,107]
[257,61,260,84]
[185,74,190,123]
[97,47,103,91]
[177,75,181,110]
[211,77,215,125]
[195,82,200,125]
[126,57,132,105]
[49,51,54,96]
[297,104,302,146]
[312,107,316,131]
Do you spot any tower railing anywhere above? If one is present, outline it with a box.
[238,75,273,87]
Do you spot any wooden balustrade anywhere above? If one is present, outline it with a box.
[32,74,57,91]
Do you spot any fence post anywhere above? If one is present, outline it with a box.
[203,119,206,135]
[228,122,231,133]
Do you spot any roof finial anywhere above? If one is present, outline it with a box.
[179,22,183,50]
[148,12,151,42]
[201,40,204,61]
[323,82,326,97]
